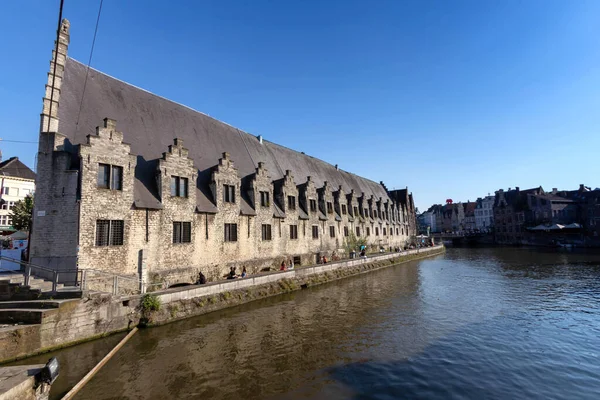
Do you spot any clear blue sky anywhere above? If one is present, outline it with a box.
[2,0,599,210]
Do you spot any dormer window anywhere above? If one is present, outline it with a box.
[171,176,188,197]
[310,199,317,212]
[327,202,333,214]
[260,191,270,207]
[98,164,123,190]
[223,184,235,203]
[288,195,296,210]
[341,204,347,215]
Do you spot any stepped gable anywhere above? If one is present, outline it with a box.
[57,58,390,210]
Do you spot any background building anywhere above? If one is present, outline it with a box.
[0,157,35,233]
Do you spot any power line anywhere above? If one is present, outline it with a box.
[0,139,38,144]
[75,0,104,130]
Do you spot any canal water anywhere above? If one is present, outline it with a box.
[13,247,600,399]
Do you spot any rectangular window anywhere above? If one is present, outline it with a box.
[383,228,387,236]
[327,202,333,214]
[356,227,360,236]
[288,195,296,210]
[261,224,272,241]
[260,191,270,207]
[312,225,319,239]
[341,204,347,215]
[97,164,110,189]
[310,199,317,212]
[344,226,349,237]
[364,208,369,217]
[353,206,358,216]
[366,227,371,236]
[375,227,379,236]
[98,164,123,190]
[111,166,123,191]
[329,226,335,238]
[224,223,238,242]
[290,225,298,240]
[223,185,235,203]
[95,220,124,246]
[170,176,188,197]
[173,222,191,243]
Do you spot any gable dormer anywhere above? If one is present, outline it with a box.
[157,138,196,204]
[210,152,240,210]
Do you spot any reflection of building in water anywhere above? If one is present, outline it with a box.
[31,19,418,283]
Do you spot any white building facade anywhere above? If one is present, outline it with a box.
[0,157,36,231]
[475,195,494,232]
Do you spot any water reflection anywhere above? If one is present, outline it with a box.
[9,248,600,400]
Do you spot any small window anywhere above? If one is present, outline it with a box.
[312,225,319,239]
[224,223,238,242]
[260,191,270,207]
[223,185,235,203]
[327,202,333,214]
[329,226,335,238]
[288,195,296,210]
[375,227,379,236]
[341,204,347,215]
[344,226,349,237]
[353,206,358,216]
[98,164,123,190]
[171,176,188,197]
[390,227,393,236]
[290,225,298,239]
[366,227,371,236]
[364,208,369,217]
[383,228,387,236]
[95,220,124,246]
[173,221,191,243]
[310,199,317,212]
[262,224,272,241]
[356,227,360,236]
[97,164,110,189]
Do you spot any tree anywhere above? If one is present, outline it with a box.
[343,232,367,256]
[10,195,34,231]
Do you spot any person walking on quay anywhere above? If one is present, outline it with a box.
[241,266,247,278]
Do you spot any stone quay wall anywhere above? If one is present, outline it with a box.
[1,246,444,363]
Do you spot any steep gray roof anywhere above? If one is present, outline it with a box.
[0,157,36,181]
[58,58,390,209]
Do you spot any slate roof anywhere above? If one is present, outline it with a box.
[59,58,391,210]
[0,157,36,181]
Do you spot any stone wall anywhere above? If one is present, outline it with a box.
[0,246,443,363]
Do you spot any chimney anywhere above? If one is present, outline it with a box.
[552,188,557,194]
[257,135,263,144]
[580,184,585,191]
[335,164,338,170]
[515,187,519,192]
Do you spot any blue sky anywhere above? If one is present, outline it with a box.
[1,0,599,210]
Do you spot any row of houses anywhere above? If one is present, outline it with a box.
[419,185,600,246]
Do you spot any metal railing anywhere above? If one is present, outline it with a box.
[0,255,81,292]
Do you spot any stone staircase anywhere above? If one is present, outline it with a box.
[0,272,81,302]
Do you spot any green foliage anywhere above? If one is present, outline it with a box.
[141,294,161,312]
[343,232,367,255]
[10,195,34,231]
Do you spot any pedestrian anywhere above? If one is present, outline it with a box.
[227,267,237,280]
[280,260,286,271]
[241,266,247,278]
[322,255,328,264]
[197,271,207,284]
[287,259,294,270]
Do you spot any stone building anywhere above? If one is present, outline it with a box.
[0,157,36,232]
[475,195,494,232]
[493,187,543,244]
[30,20,417,284]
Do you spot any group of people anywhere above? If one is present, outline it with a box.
[227,266,248,279]
[280,259,295,271]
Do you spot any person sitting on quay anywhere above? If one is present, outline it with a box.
[197,271,207,285]
[241,266,248,278]
[227,267,238,280]
[287,259,294,270]
[360,249,367,258]
[322,255,328,264]
[280,260,287,271]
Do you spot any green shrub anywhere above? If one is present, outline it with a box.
[141,294,161,312]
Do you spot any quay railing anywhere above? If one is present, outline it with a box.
[0,255,81,292]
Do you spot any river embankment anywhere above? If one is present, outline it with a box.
[0,245,444,363]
